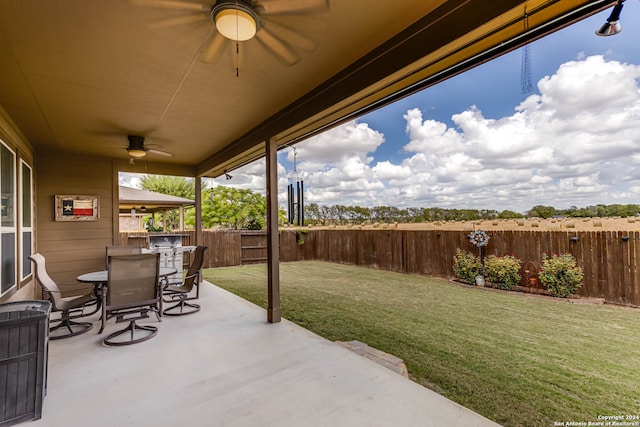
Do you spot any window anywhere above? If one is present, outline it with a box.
[1,142,16,296]
[20,161,33,280]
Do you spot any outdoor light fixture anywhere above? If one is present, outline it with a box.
[127,147,147,158]
[570,236,579,242]
[595,0,624,36]
[224,171,233,180]
[212,0,260,41]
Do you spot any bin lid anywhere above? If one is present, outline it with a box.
[0,300,51,322]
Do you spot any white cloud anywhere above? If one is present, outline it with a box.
[292,120,384,168]
[212,55,640,213]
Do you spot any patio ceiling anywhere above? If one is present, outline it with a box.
[0,0,615,177]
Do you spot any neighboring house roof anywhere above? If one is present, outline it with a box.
[118,186,194,213]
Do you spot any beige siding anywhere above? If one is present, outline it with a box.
[35,150,114,283]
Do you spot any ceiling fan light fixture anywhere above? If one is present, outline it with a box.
[127,147,147,158]
[212,1,260,41]
[126,135,148,158]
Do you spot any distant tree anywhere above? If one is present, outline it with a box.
[351,206,371,223]
[498,210,524,219]
[527,205,556,219]
[479,209,499,220]
[139,175,195,199]
[320,205,335,225]
[138,175,196,231]
[203,186,266,230]
[304,203,321,225]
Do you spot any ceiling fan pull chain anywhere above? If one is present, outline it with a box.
[235,0,240,76]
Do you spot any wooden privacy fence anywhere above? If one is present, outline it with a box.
[120,229,640,307]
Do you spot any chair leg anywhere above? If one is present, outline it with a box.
[103,320,158,346]
[49,312,93,340]
[162,297,200,316]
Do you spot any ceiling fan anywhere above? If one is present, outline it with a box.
[125,135,175,158]
[128,0,329,66]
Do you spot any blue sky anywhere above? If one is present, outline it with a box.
[362,2,640,166]
[124,2,640,214]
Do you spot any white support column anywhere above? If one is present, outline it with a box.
[266,138,281,323]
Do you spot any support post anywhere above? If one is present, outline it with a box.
[195,176,203,246]
[266,139,281,323]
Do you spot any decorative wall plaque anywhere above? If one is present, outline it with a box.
[55,195,99,221]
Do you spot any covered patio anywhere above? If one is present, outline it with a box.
[33,281,498,427]
[0,1,620,425]
[0,0,617,308]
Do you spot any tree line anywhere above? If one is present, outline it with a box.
[135,175,640,230]
[303,203,640,225]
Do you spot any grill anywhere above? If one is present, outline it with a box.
[146,234,195,283]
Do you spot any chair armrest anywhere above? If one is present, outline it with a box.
[54,282,96,298]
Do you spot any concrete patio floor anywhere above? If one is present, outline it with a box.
[33,282,500,427]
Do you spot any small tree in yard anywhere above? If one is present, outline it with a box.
[539,253,584,298]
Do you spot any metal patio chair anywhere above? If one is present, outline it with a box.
[101,253,161,346]
[29,253,98,340]
[162,245,207,316]
[105,245,142,269]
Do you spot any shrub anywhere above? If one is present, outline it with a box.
[483,255,522,290]
[539,253,584,298]
[452,249,481,284]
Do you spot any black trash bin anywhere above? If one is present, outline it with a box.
[0,300,51,426]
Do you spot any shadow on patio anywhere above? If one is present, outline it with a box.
[34,282,498,427]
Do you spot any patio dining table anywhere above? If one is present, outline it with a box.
[77,267,178,286]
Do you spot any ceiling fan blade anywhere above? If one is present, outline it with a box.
[256,28,299,65]
[199,32,226,63]
[257,0,329,15]
[261,20,315,52]
[147,13,209,30]
[128,0,211,12]
[147,148,175,157]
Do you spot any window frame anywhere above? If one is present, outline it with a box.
[19,159,33,283]
[0,140,17,297]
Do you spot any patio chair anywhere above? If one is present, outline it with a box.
[29,253,98,340]
[101,253,161,346]
[162,245,207,316]
[105,245,142,269]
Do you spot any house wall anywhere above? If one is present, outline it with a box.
[34,152,198,284]
[0,102,198,300]
[34,150,115,283]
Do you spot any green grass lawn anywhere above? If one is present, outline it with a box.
[202,261,640,427]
